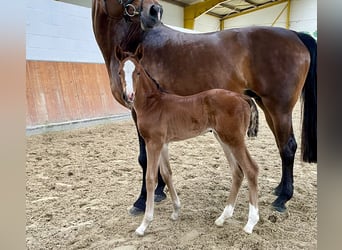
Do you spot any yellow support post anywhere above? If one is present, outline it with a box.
[184,17,195,30]
[286,0,291,29]
[220,19,225,31]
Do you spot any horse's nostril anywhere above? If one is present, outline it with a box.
[149,5,160,18]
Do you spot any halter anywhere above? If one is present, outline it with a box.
[103,0,143,21]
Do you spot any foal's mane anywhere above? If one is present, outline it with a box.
[143,67,168,93]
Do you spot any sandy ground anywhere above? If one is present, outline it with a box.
[26,103,317,249]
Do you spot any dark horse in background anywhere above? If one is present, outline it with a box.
[92,0,316,213]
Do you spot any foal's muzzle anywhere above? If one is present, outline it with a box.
[123,92,135,108]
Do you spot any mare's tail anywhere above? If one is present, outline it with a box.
[244,96,259,138]
[296,32,317,163]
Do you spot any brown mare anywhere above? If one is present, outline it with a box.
[116,45,260,235]
[92,0,317,213]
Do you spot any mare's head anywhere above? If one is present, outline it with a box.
[139,0,163,30]
[93,0,162,27]
[115,45,144,107]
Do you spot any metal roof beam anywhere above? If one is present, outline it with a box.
[244,0,258,6]
[220,3,242,12]
[221,0,288,21]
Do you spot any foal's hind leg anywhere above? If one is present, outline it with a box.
[215,151,244,227]
[214,133,259,233]
[231,145,259,233]
[159,145,181,220]
[213,135,244,226]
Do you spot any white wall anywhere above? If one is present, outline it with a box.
[223,2,288,29]
[290,0,317,36]
[159,0,184,28]
[26,0,104,63]
[194,14,220,32]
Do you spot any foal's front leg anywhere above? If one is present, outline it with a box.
[135,142,162,236]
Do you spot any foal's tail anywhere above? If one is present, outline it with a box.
[296,32,317,163]
[244,96,259,138]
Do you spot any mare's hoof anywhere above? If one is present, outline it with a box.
[128,206,145,216]
[273,186,282,196]
[154,193,167,202]
[272,199,287,213]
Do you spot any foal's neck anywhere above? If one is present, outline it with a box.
[134,69,163,110]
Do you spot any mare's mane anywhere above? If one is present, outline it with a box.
[120,23,144,51]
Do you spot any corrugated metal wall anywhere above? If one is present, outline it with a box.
[26,60,129,127]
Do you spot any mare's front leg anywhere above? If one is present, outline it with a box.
[135,141,162,236]
[130,110,166,215]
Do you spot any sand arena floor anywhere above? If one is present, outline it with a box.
[26,103,317,249]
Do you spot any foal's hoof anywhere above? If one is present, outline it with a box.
[272,198,287,213]
[154,193,167,202]
[128,206,145,216]
[135,227,145,236]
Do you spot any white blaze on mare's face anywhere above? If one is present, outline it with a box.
[123,59,135,99]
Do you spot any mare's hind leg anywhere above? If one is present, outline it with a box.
[159,145,181,220]
[270,112,297,212]
[257,100,297,212]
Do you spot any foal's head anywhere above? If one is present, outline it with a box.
[115,45,144,107]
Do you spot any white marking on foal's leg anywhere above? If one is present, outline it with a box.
[135,212,153,236]
[243,203,259,234]
[171,198,181,221]
[215,204,235,227]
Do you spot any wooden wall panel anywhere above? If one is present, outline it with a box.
[26,60,129,127]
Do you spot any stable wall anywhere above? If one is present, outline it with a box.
[26,61,128,127]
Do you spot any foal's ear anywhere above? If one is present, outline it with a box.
[135,44,144,62]
[115,45,125,61]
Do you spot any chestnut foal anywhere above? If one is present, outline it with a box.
[116,45,260,236]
